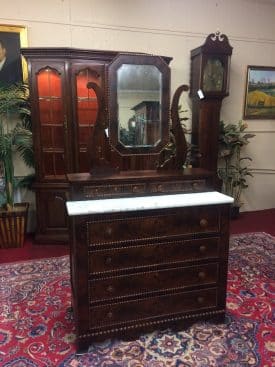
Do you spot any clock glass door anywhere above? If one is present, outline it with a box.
[202,57,224,92]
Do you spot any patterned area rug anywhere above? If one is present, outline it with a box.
[0,232,274,367]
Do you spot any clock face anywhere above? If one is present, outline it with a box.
[202,57,224,92]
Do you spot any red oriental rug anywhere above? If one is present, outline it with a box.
[0,232,274,367]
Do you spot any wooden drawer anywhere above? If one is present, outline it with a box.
[149,180,206,194]
[73,179,207,200]
[82,183,147,199]
[89,237,220,274]
[89,263,218,301]
[89,287,218,328]
[88,206,220,245]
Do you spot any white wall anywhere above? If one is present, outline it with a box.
[1,0,275,211]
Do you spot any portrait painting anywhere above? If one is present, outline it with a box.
[243,65,275,119]
[0,24,28,87]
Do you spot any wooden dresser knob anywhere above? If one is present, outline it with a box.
[197,296,204,304]
[105,256,112,265]
[199,245,207,253]
[199,218,208,228]
[198,271,206,280]
[157,184,163,192]
[107,285,114,293]
[192,182,199,190]
[133,185,139,193]
[107,311,113,319]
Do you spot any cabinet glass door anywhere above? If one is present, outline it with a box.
[75,68,100,172]
[37,67,67,179]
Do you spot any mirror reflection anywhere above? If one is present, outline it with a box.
[117,64,162,147]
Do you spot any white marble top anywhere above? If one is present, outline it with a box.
[66,191,234,216]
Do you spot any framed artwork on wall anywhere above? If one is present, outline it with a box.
[243,65,275,119]
[0,24,28,87]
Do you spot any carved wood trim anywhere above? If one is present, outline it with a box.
[78,309,225,338]
[158,84,189,170]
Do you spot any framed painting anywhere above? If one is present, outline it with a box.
[243,65,275,119]
[0,24,28,87]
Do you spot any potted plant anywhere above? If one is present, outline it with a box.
[0,83,34,247]
[218,120,255,218]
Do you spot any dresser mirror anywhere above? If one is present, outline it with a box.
[117,64,161,148]
[108,54,170,155]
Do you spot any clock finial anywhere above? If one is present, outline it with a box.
[210,30,225,42]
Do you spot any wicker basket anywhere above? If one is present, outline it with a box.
[0,203,29,248]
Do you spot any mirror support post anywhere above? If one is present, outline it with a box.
[157,85,189,171]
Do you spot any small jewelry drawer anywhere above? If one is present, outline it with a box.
[82,183,147,199]
[89,287,218,328]
[149,180,206,194]
[89,237,220,274]
[89,263,219,301]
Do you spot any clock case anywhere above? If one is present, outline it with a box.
[190,32,233,171]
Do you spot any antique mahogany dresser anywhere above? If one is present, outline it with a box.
[63,42,233,351]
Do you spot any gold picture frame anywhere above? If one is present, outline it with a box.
[0,24,28,86]
[243,65,275,120]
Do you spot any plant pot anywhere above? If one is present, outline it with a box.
[230,205,240,219]
[0,202,29,248]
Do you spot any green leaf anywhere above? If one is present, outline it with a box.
[0,83,33,209]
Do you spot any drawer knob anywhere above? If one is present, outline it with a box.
[106,227,113,236]
[199,218,208,228]
[105,256,112,265]
[199,245,207,253]
[197,296,205,304]
[198,271,206,280]
[107,285,114,293]
[107,311,113,319]
[133,185,139,193]
[157,184,163,192]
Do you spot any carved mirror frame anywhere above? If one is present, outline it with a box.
[108,54,170,156]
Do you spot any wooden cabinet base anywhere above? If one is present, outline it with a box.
[33,184,69,244]
[34,232,69,244]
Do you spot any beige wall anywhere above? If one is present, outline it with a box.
[1,0,275,211]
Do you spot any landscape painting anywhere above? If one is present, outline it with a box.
[243,65,275,119]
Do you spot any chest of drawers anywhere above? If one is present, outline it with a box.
[66,191,233,352]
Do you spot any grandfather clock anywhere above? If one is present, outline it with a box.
[190,31,233,171]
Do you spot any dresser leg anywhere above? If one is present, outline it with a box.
[75,336,93,355]
[76,347,89,356]
[211,312,226,324]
